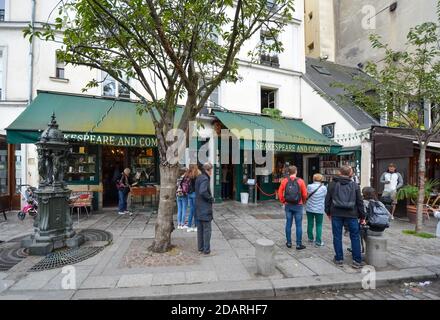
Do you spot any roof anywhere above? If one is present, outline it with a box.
[304,57,380,130]
[214,110,341,154]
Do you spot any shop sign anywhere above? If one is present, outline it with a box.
[255,141,331,154]
[64,133,158,148]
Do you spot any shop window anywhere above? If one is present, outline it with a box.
[66,145,98,184]
[0,48,4,100]
[261,87,277,112]
[0,137,8,195]
[0,0,5,22]
[102,71,130,99]
[15,144,21,193]
[260,30,279,68]
[129,148,158,185]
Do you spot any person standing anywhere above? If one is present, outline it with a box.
[176,167,190,229]
[278,165,308,250]
[116,168,132,215]
[380,163,403,219]
[325,165,366,269]
[306,173,327,247]
[187,164,201,233]
[195,163,214,255]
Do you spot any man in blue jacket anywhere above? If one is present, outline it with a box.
[195,162,214,255]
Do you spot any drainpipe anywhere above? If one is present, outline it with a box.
[23,0,36,189]
[29,0,36,103]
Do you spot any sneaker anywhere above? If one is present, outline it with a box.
[124,211,133,216]
[308,239,314,243]
[333,258,344,267]
[177,225,182,230]
[186,227,193,233]
[286,242,292,248]
[182,225,188,229]
[193,227,197,232]
[352,261,366,269]
[296,245,306,250]
[315,242,325,247]
[391,215,395,220]
[347,247,353,253]
[118,211,126,215]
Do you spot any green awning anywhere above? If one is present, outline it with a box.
[6,91,181,147]
[214,110,341,154]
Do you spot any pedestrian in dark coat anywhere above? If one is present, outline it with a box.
[195,163,214,254]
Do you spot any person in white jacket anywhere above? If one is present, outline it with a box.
[380,163,404,219]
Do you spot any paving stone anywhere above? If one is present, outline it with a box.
[44,266,93,290]
[185,271,218,284]
[276,259,316,278]
[80,275,120,289]
[423,292,440,299]
[9,269,61,291]
[151,272,186,286]
[299,257,344,275]
[117,274,153,288]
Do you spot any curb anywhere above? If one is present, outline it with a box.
[1,266,438,300]
[67,266,440,300]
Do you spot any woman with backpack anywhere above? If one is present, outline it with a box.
[176,167,190,229]
[306,173,327,247]
[186,164,201,232]
[362,187,391,233]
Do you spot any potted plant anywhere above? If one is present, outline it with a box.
[397,179,440,224]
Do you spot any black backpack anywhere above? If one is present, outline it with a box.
[284,178,301,204]
[368,201,390,229]
[332,181,356,209]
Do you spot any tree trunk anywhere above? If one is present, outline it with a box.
[415,144,426,233]
[150,164,180,253]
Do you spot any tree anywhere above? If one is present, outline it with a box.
[25,0,295,252]
[333,2,440,232]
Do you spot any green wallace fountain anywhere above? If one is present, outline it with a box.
[22,114,84,255]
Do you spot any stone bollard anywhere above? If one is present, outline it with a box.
[255,238,275,276]
[434,211,440,237]
[365,230,388,268]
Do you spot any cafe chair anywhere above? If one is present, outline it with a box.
[70,192,93,224]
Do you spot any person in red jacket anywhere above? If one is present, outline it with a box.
[278,165,308,250]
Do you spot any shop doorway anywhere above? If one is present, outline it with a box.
[307,157,320,184]
[102,146,126,207]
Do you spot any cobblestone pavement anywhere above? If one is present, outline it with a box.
[270,279,440,300]
[0,201,439,299]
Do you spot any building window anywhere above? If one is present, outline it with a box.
[266,0,278,12]
[260,30,279,68]
[0,0,5,22]
[0,49,3,100]
[261,87,277,112]
[55,55,65,79]
[198,78,219,115]
[102,71,130,99]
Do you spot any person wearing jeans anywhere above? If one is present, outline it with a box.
[176,195,188,228]
[186,164,200,232]
[325,165,366,269]
[285,205,304,247]
[278,165,308,250]
[331,216,362,263]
